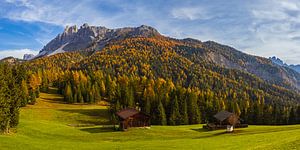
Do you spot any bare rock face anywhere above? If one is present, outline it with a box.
[23,54,35,60]
[37,24,161,58]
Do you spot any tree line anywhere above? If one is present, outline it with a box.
[45,69,300,125]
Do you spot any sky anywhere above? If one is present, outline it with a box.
[0,0,300,64]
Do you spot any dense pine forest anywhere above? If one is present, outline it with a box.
[1,37,300,134]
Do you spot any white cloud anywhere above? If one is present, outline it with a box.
[245,0,300,64]
[171,7,212,20]
[2,0,130,27]
[252,10,289,21]
[0,49,38,60]
[5,0,34,8]
[280,1,299,11]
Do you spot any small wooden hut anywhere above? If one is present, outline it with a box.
[203,110,248,131]
[116,108,150,131]
[213,111,239,132]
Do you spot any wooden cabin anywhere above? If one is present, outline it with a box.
[203,110,248,131]
[214,110,239,126]
[116,108,150,131]
[213,111,239,132]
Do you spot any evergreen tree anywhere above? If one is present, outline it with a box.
[20,80,29,107]
[180,99,189,125]
[187,91,201,124]
[142,86,154,115]
[297,105,300,124]
[288,107,296,124]
[252,101,260,124]
[144,97,151,115]
[78,91,84,103]
[65,83,73,103]
[126,86,135,107]
[0,66,11,133]
[0,64,26,133]
[156,100,167,125]
[105,75,112,98]
[73,93,78,103]
[89,91,94,103]
[169,96,181,125]
[115,99,121,112]
[9,76,21,128]
[41,74,49,92]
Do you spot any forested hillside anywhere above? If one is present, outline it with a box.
[23,37,300,125]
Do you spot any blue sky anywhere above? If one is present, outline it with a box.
[0,0,300,64]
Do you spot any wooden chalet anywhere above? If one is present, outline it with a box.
[214,110,239,126]
[204,110,248,131]
[116,108,150,131]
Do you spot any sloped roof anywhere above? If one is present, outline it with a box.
[116,108,140,119]
[213,110,234,122]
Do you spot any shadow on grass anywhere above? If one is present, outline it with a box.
[42,97,66,104]
[59,109,108,117]
[192,131,228,139]
[234,126,300,136]
[191,128,247,139]
[80,126,118,133]
[58,109,110,125]
[191,128,207,132]
[192,125,300,139]
[47,88,59,94]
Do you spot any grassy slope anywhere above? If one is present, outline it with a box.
[0,90,299,150]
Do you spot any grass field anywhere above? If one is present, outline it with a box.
[0,90,299,150]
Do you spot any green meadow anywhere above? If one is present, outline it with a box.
[0,91,299,150]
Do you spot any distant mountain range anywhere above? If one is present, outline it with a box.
[14,23,300,91]
[269,56,300,73]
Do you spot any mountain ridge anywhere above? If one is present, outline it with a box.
[269,56,300,73]
[30,24,300,91]
[35,24,161,58]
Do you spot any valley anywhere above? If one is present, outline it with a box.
[0,89,299,150]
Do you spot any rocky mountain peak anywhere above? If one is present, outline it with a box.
[269,56,285,66]
[36,24,162,58]
[23,54,35,60]
[269,56,300,73]
[63,25,78,35]
[138,25,158,32]
[135,25,160,37]
[81,23,89,29]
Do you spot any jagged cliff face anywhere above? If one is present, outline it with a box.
[36,24,160,57]
[23,54,35,60]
